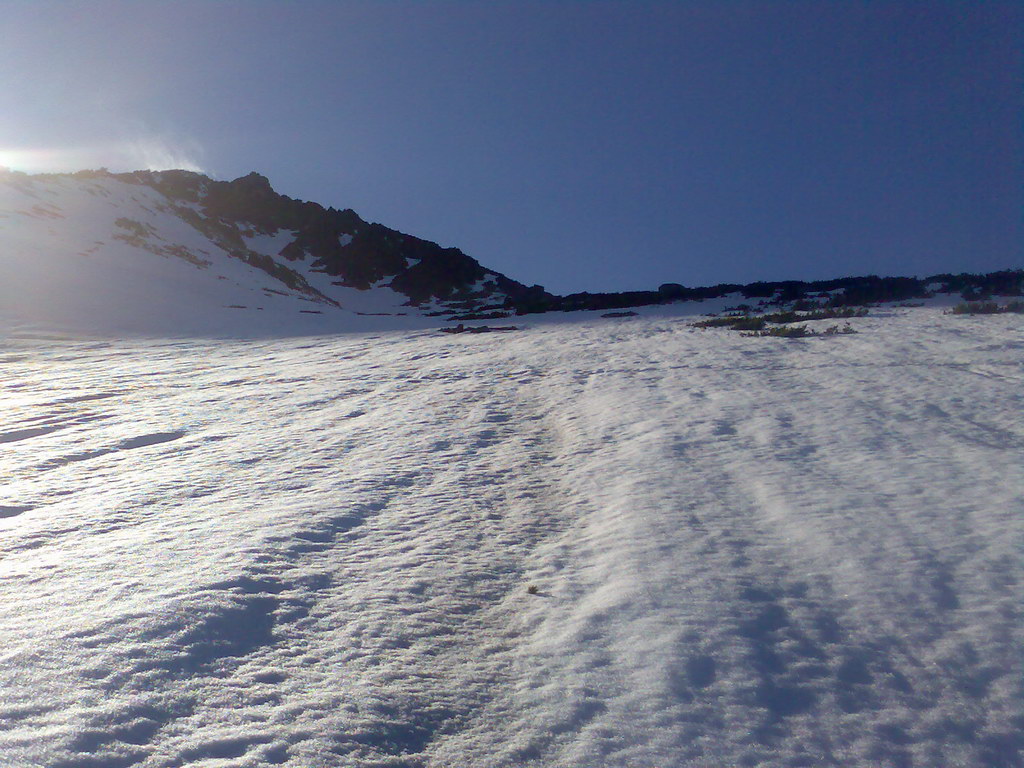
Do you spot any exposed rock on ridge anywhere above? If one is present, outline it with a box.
[86,168,542,312]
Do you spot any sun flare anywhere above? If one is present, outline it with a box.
[0,139,205,175]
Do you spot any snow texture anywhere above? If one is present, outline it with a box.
[1,306,1021,767]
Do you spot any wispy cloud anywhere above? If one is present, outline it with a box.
[0,135,207,175]
[123,135,206,173]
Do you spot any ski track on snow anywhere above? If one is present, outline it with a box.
[0,307,1021,767]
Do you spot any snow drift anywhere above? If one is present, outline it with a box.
[0,305,1021,767]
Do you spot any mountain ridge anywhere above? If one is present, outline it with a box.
[64,167,545,308]
[0,166,552,335]
[1,166,1020,337]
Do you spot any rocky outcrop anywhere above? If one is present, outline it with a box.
[102,169,541,309]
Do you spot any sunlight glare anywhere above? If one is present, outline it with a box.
[0,139,205,175]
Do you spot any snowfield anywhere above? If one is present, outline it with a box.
[0,306,1022,767]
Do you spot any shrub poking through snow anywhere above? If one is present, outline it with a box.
[693,315,748,328]
[739,322,857,339]
[741,325,812,338]
[948,300,1024,315]
[728,316,767,331]
[694,307,866,332]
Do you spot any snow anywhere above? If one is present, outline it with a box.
[293,267,418,317]
[0,174,332,337]
[237,227,416,316]
[0,306,1021,767]
[240,229,298,258]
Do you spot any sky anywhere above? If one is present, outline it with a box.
[1,1,1020,294]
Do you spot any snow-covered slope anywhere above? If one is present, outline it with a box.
[1,306,1021,767]
[0,169,528,337]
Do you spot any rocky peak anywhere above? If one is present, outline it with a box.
[229,171,275,196]
[118,168,544,310]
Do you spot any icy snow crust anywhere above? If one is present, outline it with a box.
[1,307,1022,767]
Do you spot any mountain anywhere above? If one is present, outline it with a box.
[1,166,1020,338]
[0,167,545,336]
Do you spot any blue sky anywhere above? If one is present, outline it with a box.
[1,1,1019,293]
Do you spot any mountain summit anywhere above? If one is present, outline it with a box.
[0,167,543,335]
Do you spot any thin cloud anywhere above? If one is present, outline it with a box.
[124,135,206,173]
[0,136,207,175]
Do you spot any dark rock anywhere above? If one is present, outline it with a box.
[440,324,518,334]
[113,169,535,308]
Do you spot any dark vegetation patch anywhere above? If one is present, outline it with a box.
[948,300,1024,315]
[694,307,867,332]
[507,270,1023,315]
[440,324,518,334]
[446,310,511,321]
[740,323,858,339]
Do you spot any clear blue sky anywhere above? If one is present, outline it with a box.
[2,1,1020,293]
